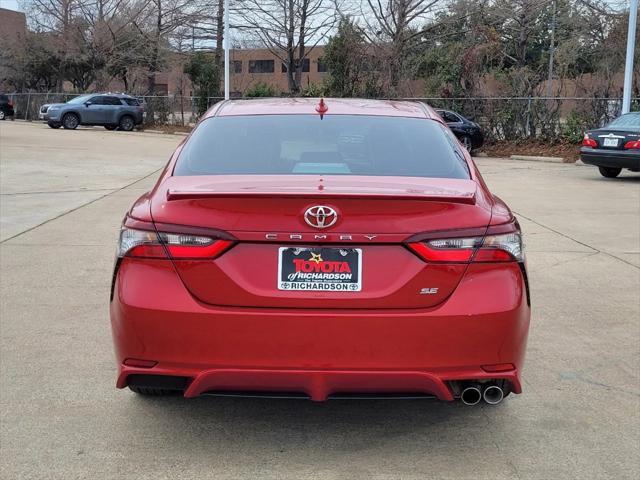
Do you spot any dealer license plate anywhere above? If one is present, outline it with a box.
[278,247,362,292]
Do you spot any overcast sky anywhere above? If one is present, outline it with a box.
[0,0,21,12]
[0,0,633,15]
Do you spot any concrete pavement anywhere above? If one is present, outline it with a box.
[1,121,639,479]
[0,121,181,241]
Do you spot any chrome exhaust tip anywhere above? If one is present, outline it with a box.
[483,385,504,405]
[460,385,482,406]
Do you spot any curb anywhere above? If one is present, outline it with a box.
[7,120,191,136]
[510,154,565,163]
[136,129,190,136]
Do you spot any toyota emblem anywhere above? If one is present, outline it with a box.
[304,205,338,229]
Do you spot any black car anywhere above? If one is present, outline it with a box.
[580,112,640,178]
[0,94,15,120]
[435,109,484,152]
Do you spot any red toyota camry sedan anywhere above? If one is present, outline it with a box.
[110,98,530,406]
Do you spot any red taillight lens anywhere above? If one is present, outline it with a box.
[582,135,597,148]
[158,232,233,259]
[117,228,233,259]
[624,140,640,149]
[407,232,524,263]
[407,237,481,262]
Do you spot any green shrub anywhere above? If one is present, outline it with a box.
[300,82,327,97]
[561,111,590,144]
[183,52,220,116]
[245,82,277,97]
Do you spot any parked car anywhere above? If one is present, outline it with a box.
[40,93,144,131]
[435,109,484,151]
[580,112,640,178]
[0,94,15,120]
[110,98,530,406]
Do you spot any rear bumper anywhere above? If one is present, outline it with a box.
[580,148,640,170]
[121,367,521,401]
[110,260,530,401]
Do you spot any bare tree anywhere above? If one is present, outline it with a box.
[361,0,440,95]
[25,0,85,88]
[127,0,210,95]
[237,0,338,94]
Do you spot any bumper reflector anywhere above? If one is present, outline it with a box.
[481,363,516,373]
[124,358,158,368]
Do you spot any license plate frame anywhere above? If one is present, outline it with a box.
[277,247,362,292]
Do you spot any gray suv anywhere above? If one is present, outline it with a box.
[40,93,144,131]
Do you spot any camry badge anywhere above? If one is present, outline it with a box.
[304,205,338,229]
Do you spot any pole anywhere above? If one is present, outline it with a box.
[224,0,230,100]
[546,0,557,98]
[622,0,638,114]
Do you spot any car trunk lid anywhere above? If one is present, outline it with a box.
[150,175,491,309]
[590,128,640,150]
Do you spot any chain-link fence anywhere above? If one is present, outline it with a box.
[4,93,225,127]
[4,93,639,142]
[404,96,640,143]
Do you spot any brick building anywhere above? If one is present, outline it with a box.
[0,7,27,90]
[145,47,329,97]
[228,47,328,95]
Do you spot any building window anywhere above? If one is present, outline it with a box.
[249,60,274,73]
[233,60,242,74]
[317,59,327,73]
[281,58,310,73]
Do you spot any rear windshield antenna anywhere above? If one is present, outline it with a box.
[316,98,328,119]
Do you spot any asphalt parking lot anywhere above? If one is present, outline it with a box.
[1,120,639,479]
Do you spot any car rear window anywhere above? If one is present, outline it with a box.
[123,98,139,106]
[174,115,469,179]
[607,113,640,130]
[103,96,124,105]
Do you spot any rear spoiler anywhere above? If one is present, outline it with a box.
[166,189,476,204]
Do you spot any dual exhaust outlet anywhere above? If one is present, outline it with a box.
[460,382,504,406]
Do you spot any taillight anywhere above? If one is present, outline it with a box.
[582,135,597,148]
[158,232,233,258]
[117,228,164,258]
[407,231,524,263]
[117,228,233,259]
[624,140,640,149]
[407,237,482,262]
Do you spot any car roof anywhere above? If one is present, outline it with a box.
[90,93,135,98]
[209,98,438,119]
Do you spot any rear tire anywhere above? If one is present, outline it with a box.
[598,166,622,178]
[128,385,179,396]
[62,113,79,130]
[118,115,135,132]
[0,110,5,120]
[460,135,473,152]
[48,122,61,129]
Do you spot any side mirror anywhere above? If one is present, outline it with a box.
[85,101,92,107]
